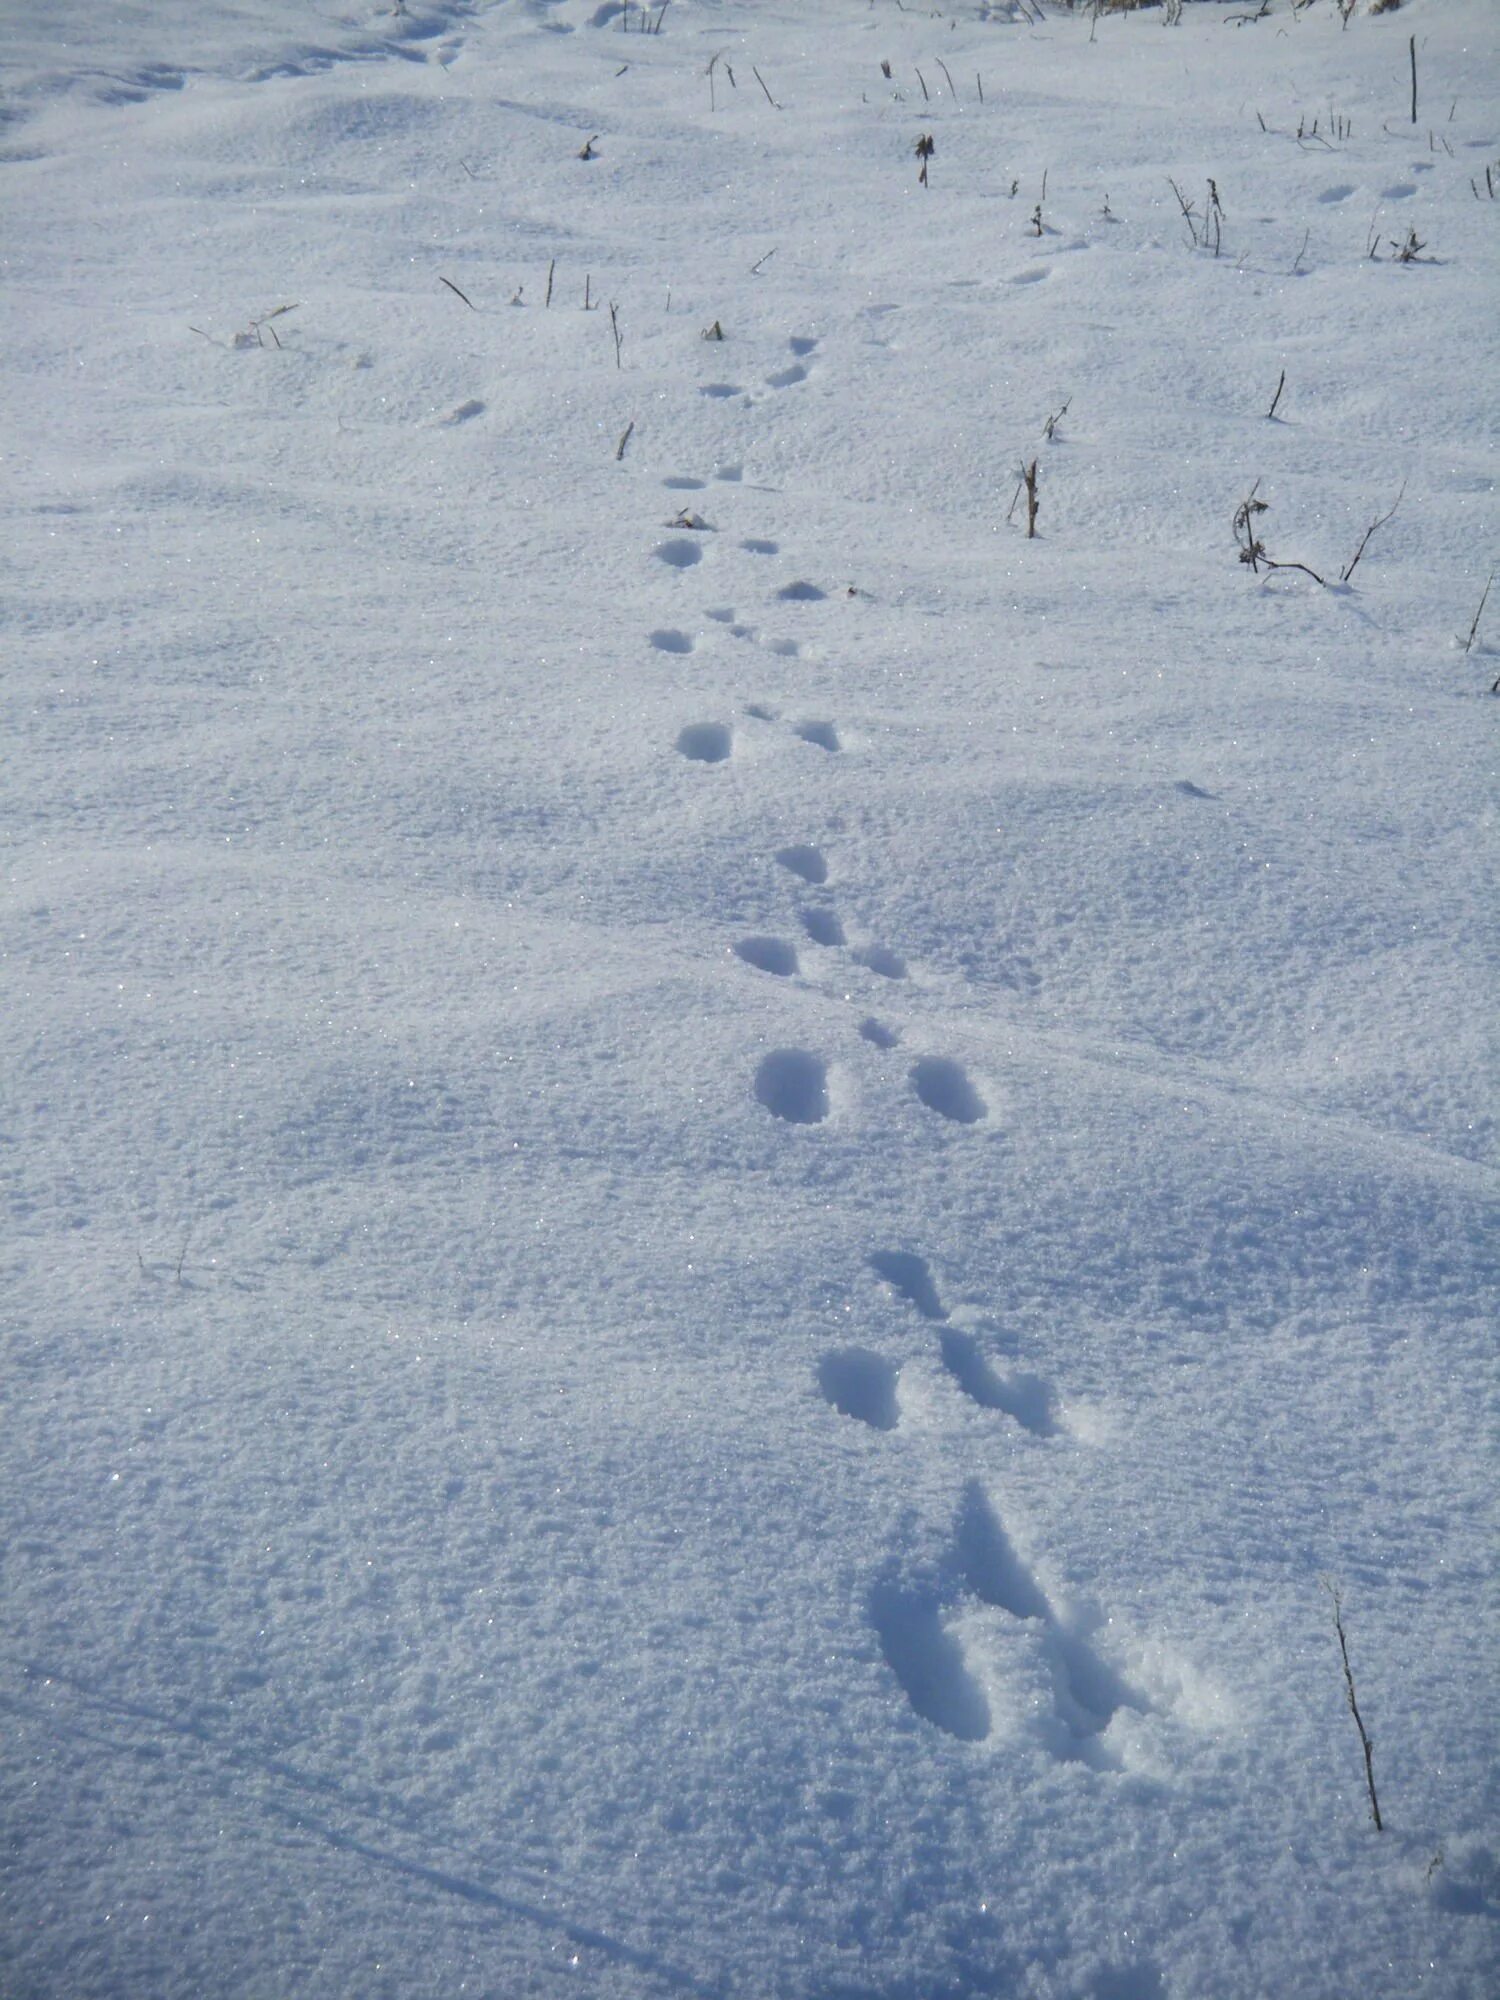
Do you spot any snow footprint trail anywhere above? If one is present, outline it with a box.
[853,1253,1138,1751]
[765,334,819,391]
[866,1484,1148,1757]
[954,1483,1146,1763]
[869,1249,1060,1434]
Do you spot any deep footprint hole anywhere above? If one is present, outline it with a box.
[852,944,905,980]
[776,845,828,885]
[911,1057,986,1124]
[656,538,703,569]
[793,721,840,753]
[869,1582,991,1743]
[816,1348,898,1431]
[800,908,845,948]
[734,936,798,977]
[754,1049,828,1124]
[676,722,731,764]
[869,1249,945,1322]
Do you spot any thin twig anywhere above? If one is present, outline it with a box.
[1462,571,1493,654]
[615,420,635,462]
[439,275,476,310]
[1341,483,1404,584]
[1267,369,1286,420]
[1325,1581,1384,1832]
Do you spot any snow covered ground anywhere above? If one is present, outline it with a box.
[3,1,1497,1993]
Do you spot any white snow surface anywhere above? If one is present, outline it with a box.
[3,1,1497,1993]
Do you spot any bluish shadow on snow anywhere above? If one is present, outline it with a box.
[817,1348,899,1431]
[869,1580,990,1743]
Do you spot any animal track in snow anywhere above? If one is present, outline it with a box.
[741,538,779,555]
[859,1017,901,1048]
[869,1575,991,1742]
[754,1049,829,1125]
[870,1249,946,1322]
[957,1483,1145,1760]
[778,580,826,602]
[765,361,809,389]
[656,538,704,569]
[663,475,706,490]
[699,382,744,399]
[676,722,732,763]
[793,720,840,752]
[911,1056,986,1125]
[940,1331,1057,1437]
[800,907,846,949]
[734,936,799,977]
[650,628,695,654]
[871,1484,1144,1756]
[1317,183,1356,203]
[776,845,828,885]
[439,397,485,424]
[817,1348,899,1431]
[851,944,906,980]
[871,1251,1057,1433]
[788,336,819,357]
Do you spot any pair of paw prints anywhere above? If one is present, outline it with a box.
[741,846,988,1129]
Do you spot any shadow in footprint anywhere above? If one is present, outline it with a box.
[955,1482,1050,1621]
[817,1349,898,1430]
[940,1332,1057,1437]
[755,1050,828,1124]
[776,845,828,885]
[852,944,905,980]
[656,538,703,569]
[650,629,694,654]
[859,1018,901,1049]
[788,336,818,357]
[912,1057,986,1125]
[1050,1630,1140,1743]
[870,1250,946,1323]
[869,1581,990,1742]
[676,722,731,763]
[955,1483,1143,1754]
[793,720,840,752]
[779,581,826,602]
[663,476,706,490]
[734,937,798,977]
[700,383,743,399]
[766,362,808,389]
[741,538,779,555]
[800,908,845,948]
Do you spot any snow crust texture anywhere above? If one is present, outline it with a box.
[3,2,1497,1996]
